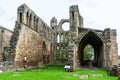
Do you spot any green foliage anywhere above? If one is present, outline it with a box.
[46,61,65,67]
[118,55,120,60]
[84,44,94,60]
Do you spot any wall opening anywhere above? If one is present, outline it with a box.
[78,31,103,68]
[34,16,36,30]
[72,12,74,26]
[57,34,60,43]
[26,11,29,25]
[36,18,39,31]
[62,23,69,31]
[20,13,22,23]
[42,41,47,65]
[29,14,32,27]
[84,44,94,61]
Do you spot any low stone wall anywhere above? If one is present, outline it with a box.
[118,69,120,80]
[0,61,14,72]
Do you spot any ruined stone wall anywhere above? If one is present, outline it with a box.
[0,27,12,61]
[10,4,56,69]
[0,29,3,54]
[69,5,84,70]
[14,25,43,68]
[103,28,118,68]
[50,16,70,61]
[110,29,118,66]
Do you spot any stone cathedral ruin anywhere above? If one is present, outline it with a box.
[0,4,118,70]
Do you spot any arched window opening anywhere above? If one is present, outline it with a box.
[29,14,32,27]
[62,22,69,31]
[84,44,94,60]
[35,18,39,31]
[50,44,52,54]
[34,16,36,30]
[20,13,22,23]
[43,55,46,64]
[42,41,46,54]
[26,11,29,26]
[72,12,74,26]
[64,33,68,43]
[57,34,60,43]
[61,34,64,43]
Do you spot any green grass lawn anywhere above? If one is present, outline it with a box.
[0,67,118,80]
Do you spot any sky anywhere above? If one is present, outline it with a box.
[0,0,120,54]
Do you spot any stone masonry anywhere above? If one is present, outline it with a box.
[0,26,12,61]
[5,4,118,70]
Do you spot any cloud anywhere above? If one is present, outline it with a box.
[0,7,5,16]
[85,0,99,7]
[67,0,99,7]
[67,0,81,2]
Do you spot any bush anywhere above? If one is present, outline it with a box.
[47,61,65,67]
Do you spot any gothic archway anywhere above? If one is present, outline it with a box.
[58,19,69,28]
[78,31,104,68]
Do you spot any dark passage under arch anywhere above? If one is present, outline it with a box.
[78,31,103,68]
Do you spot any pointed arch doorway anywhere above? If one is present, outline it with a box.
[78,31,104,68]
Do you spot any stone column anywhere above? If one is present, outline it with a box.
[31,15,34,29]
[102,43,106,68]
[73,42,78,69]
[105,42,111,69]
[68,41,74,71]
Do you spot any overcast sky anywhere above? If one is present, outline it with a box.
[0,0,120,54]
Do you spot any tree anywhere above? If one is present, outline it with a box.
[118,55,120,60]
[84,44,94,60]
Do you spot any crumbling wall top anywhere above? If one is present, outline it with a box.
[0,25,13,32]
[70,5,79,12]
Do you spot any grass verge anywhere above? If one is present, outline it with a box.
[0,67,118,80]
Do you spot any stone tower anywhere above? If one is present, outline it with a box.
[69,5,83,40]
[67,5,84,70]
